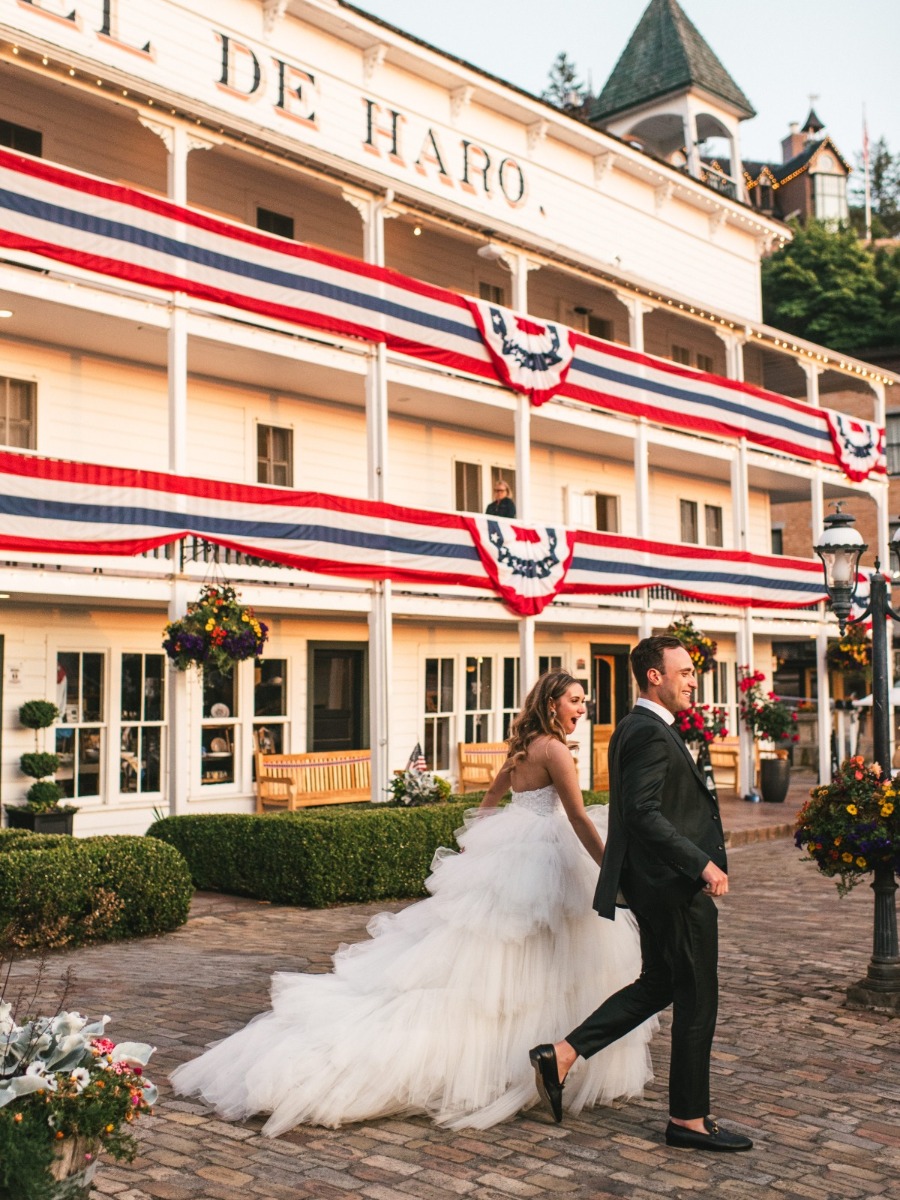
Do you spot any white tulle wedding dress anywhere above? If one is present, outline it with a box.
[170,787,655,1132]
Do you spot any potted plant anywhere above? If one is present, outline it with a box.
[386,769,452,807]
[738,667,799,803]
[6,702,77,835]
[667,615,717,674]
[0,997,157,1200]
[795,756,899,897]
[162,582,269,675]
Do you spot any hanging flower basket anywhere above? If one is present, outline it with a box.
[795,756,900,896]
[738,666,799,745]
[666,615,717,674]
[826,623,872,675]
[162,583,268,675]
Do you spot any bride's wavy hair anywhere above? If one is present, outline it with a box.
[507,670,579,765]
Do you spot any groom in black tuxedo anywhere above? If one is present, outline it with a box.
[530,635,752,1152]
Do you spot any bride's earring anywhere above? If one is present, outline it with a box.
[549,708,557,718]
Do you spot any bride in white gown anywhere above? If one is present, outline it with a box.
[170,671,655,1132]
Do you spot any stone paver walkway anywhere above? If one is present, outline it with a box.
[6,814,899,1200]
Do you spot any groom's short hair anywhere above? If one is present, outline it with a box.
[631,635,684,691]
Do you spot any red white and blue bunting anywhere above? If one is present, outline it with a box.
[0,453,828,616]
[0,149,885,483]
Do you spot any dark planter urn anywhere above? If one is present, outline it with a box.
[759,756,791,804]
[5,807,75,835]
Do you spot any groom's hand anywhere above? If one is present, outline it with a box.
[700,861,728,896]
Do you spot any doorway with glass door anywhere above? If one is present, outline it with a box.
[308,644,369,752]
[591,644,631,790]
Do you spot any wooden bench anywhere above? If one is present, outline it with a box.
[707,738,760,790]
[457,742,508,794]
[255,749,371,811]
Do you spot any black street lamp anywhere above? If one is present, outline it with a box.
[814,505,900,1012]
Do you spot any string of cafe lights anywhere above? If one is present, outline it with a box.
[3,40,895,389]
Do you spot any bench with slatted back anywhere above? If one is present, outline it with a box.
[255,749,371,811]
[707,738,760,790]
[457,741,509,794]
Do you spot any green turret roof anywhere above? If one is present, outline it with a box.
[590,0,756,123]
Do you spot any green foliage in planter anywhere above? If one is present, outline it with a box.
[23,779,66,813]
[18,700,59,730]
[0,835,193,950]
[18,751,60,780]
[147,794,610,908]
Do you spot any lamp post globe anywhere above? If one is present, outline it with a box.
[813,506,867,635]
[813,504,900,1012]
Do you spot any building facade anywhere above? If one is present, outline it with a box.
[0,0,894,834]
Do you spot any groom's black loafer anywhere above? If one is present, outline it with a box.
[529,1044,564,1123]
[665,1117,753,1152]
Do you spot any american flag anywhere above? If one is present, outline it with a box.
[407,743,427,773]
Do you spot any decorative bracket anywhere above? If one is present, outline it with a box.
[450,85,474,124]
[593,151,616,186]
[262,0,288,36]
[654,181,673,211]
[708,208,726,236]
[363,43,386,84]
[527,120,548,155]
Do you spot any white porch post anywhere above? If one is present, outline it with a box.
[140,117,218,818]
[716,330,745,382]
[617,293,653,354]
[731,438,755,795]
[871,380,894,765]
[506,251,539,700]
[348,189,398,795]
[810,469,832,781]
[816,614,832,782]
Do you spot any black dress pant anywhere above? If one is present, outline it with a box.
[566,891,718,1120]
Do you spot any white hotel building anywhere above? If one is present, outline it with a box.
[0,0,893,833]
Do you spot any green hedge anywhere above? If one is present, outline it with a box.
[147,792,609,908]
[0,834,193,949]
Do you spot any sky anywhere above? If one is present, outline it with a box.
[354,1,899,189]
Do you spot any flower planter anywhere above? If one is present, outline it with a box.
[4,807,74,835]
[759,755,791,804]
[49,1137,101,1200]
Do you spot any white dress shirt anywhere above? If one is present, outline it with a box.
[635,696,675,725]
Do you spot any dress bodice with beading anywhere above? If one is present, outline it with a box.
[510,784,561,816]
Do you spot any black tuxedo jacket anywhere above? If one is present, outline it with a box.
[594,705,727,920]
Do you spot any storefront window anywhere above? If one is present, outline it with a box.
[120,653,164,794]
[56,652,104,799]
[201,666,237,786]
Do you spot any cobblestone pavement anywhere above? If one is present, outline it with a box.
[8,827,900,1200]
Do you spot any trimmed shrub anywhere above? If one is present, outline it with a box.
[148,802,474,907]
[0,835,192,950]
[18,752,60,780]
[148,792,610,908]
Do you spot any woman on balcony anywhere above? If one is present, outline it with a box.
[171,671,654,1131]
[486,478,516,518]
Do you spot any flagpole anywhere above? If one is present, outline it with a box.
[863,105,872,242]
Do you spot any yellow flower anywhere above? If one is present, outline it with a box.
[833,837,842,846]
[846,804,858,815]
[881,803,894,817]
[856,857,867,869]
[241,613,248,622]
[842,852,854,863]
[205,619,215,631]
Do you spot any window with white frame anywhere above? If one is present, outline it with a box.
[0,377,35,449]
[254,658,288,762]
[257,424,293,487]
[671,344,692,366]
[696,353,714,374]
[456,462,516,513]
[886,413,900,476]
[257,206,295,240]
[424,657,454,770]
[539,654,563,675]
[119,653,164,795]
[56,652,105,800]
[464,655,493,742]
[705,504,724,547]
[595,494,619,533]
[502,656,519,738]
[479,281,505,305]
[455,461,482,512]
[680,499,699,543]
[201,666,237,786]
